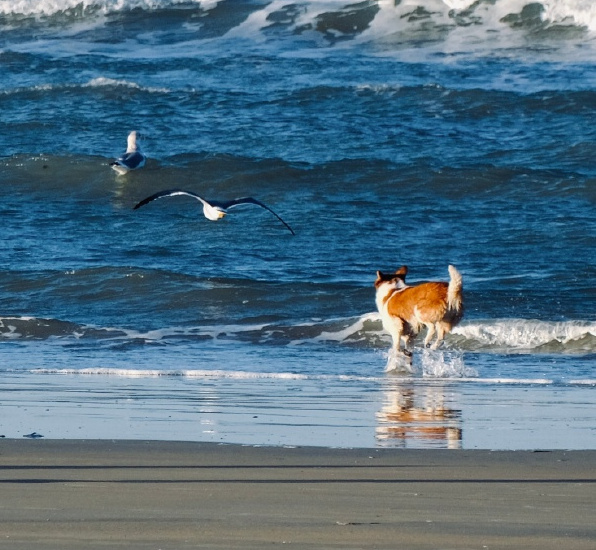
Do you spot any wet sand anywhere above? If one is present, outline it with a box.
[0,440,594,549]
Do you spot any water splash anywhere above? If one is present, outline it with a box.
[418,349,477,378]
[384,347,414,374]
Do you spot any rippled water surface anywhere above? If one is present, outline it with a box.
[1,0,595,448]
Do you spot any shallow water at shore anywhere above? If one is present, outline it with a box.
[1,0,595,449]
[3,355,595,449]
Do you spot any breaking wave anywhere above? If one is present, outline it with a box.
[2,0,594,53]
[451,319,596,354]
[0,0,207,17]
[2,314,595,355]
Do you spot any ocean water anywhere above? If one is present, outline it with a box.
[1,0,595,449]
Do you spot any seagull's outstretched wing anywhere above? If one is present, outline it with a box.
[133,189,205,210]
[133,189,295,235]
[214,197,295,235]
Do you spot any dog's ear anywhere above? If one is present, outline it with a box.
[375,271,384,285]
[395,266,408,279]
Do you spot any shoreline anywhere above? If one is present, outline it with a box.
[3,371,596,450]
[1,439,595,549]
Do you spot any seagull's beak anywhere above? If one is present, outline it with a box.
[217,211,226,219]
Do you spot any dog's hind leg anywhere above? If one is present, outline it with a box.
[401,334,413,358]
[423,322,436,348]
[430,323,447,350]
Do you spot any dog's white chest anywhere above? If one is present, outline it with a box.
[376,282,400,330]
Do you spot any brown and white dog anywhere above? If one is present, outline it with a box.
[375,265,463,363]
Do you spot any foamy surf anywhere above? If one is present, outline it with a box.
[4,0,593,30]
[451,319,596,353]
[289,314,596,355]
[25,367,596,388]
[2,315,595,355]
[2,0,594,61]
[0,0,207,17]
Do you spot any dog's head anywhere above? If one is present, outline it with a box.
[374,265,408,288]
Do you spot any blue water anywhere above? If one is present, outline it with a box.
[0,0,595,449]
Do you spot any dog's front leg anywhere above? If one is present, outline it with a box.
[392,331,403,355]
[386,331,413,372]
[388,319,404,355]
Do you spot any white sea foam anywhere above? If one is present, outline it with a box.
[3,0,594,35]
[440,0,596,27]
[452,319,596,352]
[2,0,593,68]
[30,367,312,379]
[440,0,596,31]
[28,367,582,387]
[0,0,210,17]
[346,0,596,61]
[83,77,171,94]
[542,0,596,31]
[304,314,596,355]
[2,314,595,355]
[302,312,380,345]
[1,78,171,96]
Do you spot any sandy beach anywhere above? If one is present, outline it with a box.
[0,440,594,549]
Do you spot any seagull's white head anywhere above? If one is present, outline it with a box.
[127,131,139,153]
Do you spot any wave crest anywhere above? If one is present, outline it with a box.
[0,0,207,18]
[2,0,594,39]
[451,319,596,353]
[2,314,595,355]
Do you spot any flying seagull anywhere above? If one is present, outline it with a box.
[110,131,146,175]
[133,188,295,235]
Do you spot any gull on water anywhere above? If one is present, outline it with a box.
[110,131,146,175]
[133,188,295,235]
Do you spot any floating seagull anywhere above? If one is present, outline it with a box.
[133,188,295,235]
[110,131,146,175]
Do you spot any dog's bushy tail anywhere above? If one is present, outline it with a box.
[447,265,463,315]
